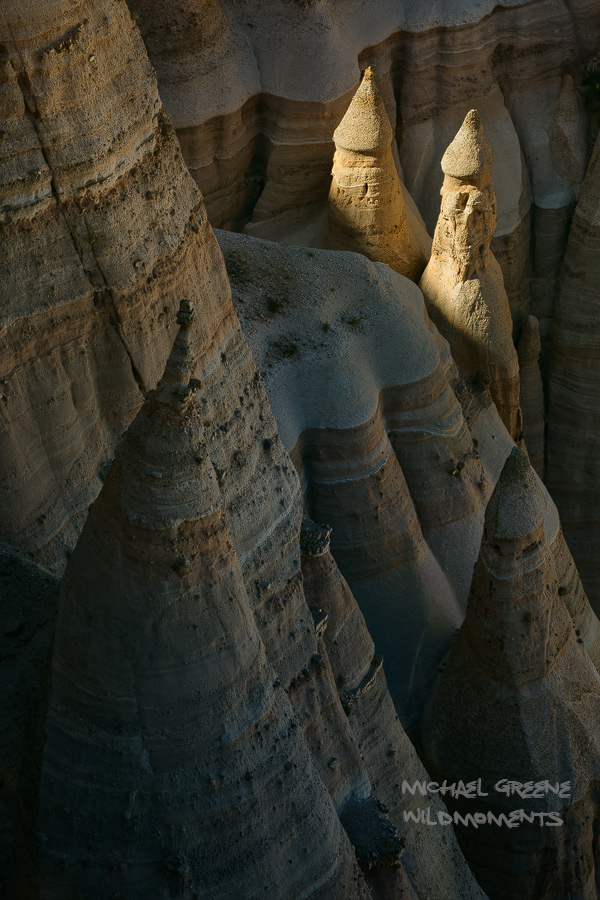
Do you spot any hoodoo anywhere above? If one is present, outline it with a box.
[37,307,369,900]
[419,110,521,438]
[300,519,488,900]
[422,447,600,900]
[327,67,430,281]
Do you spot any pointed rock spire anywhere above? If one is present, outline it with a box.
[468,448,569,685]
[441,109,493,179]
[420,109,521,438]
[299,519,488,900]
[333,67,394,153]
[422,446,600,900]
[37,309,369,900]
[300,518,374,693]
[327,68,430,281]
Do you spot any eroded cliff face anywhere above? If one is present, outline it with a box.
[0,4,493,898]
[547,131,600,612]
[0,0,231,571]
[4,1,600,899]
[128,0,599,331]
[217,227,514,725]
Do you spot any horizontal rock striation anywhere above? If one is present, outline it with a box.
[38,309,370,900]
[422,448,600,900]
[0,0,237,570]
[130,0,599,327]
[217,230,518,723]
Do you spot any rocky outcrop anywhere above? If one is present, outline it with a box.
[517,315,545,476]
[422,447,600,900]
[327,67,429,281]
[38,307,370,900]
[0,0,233,571]
[419,110,522,438]
[300,520,489,900]
[217,228,521,724]
[547,130,600,612]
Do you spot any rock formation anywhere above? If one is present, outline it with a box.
[517,314,545,477]
[38,306,370,900]
[5,1,600,898]
[422,447,600,900]
[217,228,518,723]
[300,519,488,900]
[126,0,599,331]
[419,110,522,438]
[0,0,232,571]
[547,129,600,611]
[327,67,430,281]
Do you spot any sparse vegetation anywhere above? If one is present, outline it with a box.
[273,335,299,357]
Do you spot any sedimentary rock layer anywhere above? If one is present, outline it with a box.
[547,130,600,612]
[422,448,600,900]
[0,0,233,570]
[38,311,369,900]
[419,110,522,438]
[217,229,516,723]
[327,67,429,281]
[129,0,598,327]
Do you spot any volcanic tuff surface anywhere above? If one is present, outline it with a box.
[129,0,599,325]
[419,110,521,439]
[423,448,600,900]
[326,67,430,281]
[217,227,597,725]
[3,0,600,899]
[0,2,491,898]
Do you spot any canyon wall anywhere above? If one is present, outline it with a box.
[3,1,600,898]
[0,3,491,897]
[547,131,600,611]
[0,0,225,571]
[129,0,600,332]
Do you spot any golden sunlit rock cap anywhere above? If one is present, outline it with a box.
[333,67,393,153]
[441,109,494,179]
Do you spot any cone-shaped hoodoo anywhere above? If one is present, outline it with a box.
[422,447,600,900]
[37,304,369,900]
[328,68,430,281]
[420,110,521,438]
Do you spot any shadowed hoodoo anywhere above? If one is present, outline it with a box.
[37,305,370,900]
[422,447,600,900]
